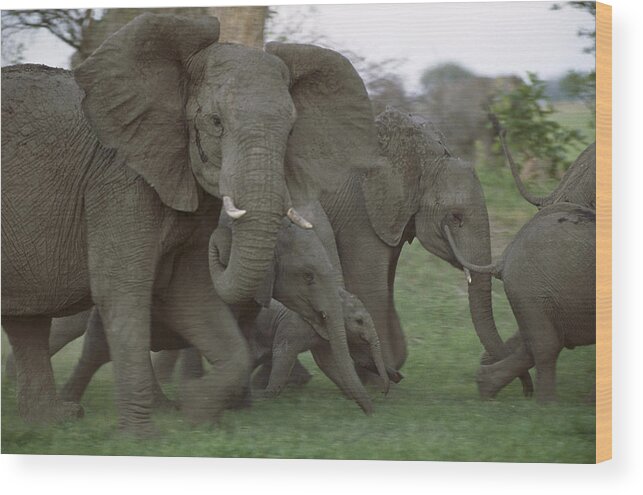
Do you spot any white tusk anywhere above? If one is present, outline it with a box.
[464,267,472,284]
[287,208,313,229]
[223,196,246,219]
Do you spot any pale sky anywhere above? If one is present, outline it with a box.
[4,1,595,93]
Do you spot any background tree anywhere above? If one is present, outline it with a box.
[1,7,267,68]
[414,62,522,163]
[552,1,596,125]
[489,72,584,179]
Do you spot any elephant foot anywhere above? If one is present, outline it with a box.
[152,391,179,411]
[254,386,280,400]
[287,365,312,387]
[251,364,271,390]
[59,383,85,404]
[179,378,224,426]
[4,354,17,382]
[22,399,84,424]
[227,389,253,410]
[475,366,502,399]
[117,420,160,439]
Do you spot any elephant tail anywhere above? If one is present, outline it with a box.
[488,112,548,208]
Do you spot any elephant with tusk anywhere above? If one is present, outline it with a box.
[1,13,383,433]
[38,203,390,415]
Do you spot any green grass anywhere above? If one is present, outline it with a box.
[1,103,595,461]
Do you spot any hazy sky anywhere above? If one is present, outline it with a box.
[5,1,595,93]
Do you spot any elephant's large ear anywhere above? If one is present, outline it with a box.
[362,157,418,247]
[266,42,381,202]
[362,109,446,246]
[74,14,220,212]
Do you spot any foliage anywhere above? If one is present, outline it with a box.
[551,2,596,125]
[419,62,477,93]
[1,10,96,51]
[489,72,585,177]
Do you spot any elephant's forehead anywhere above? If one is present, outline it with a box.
[201,44,289,83]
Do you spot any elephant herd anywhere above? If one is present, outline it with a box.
[1,13,596,436]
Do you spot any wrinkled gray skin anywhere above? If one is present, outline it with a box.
[249,292,402,399]
[496,124,596,210]
[320,108,532,395]
[1,14,381,432]
[212,203,391,406]
[46,206,386,412]
[445,203,596,402]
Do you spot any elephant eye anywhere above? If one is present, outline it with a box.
[211,115,224,136]
[449,212,464,227]
[303,272,314,284]
[356,318,364,326]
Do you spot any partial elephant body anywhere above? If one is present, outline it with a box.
[320,109,530,393]
[2,66,229,430]
[448,203,596,402]
[2,14,385,432]
[249,293,400,399]
[497,124,596,210]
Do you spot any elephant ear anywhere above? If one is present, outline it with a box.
[363,109,446,246]
[266,42,381,202]
[74,13,220,212]
[362,157,418,247]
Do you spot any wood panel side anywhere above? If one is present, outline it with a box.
[595,1,612,464]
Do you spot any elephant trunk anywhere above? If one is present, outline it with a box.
[467,270,508,362]
[366,335,391,395]
[325,313,374,415]
[448,225,534,396]
[209,134,286,305]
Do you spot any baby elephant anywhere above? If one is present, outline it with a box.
[445,202,596,402]
[249,289,404,398]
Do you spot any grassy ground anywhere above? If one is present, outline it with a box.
[1,104,596,462]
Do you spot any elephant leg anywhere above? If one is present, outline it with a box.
[155,248,251,424]
[49,309,92,357]
[4,309,89,382]
[2,316,83,423]
[179,347,204,380]
[86,210,161,436]
[288,359,312,386]
[4,346,17,382]
[251,363,271,390]
[262,341,308,398]
[532,342,562,403]
[518,311,561,403]
[152,350,179,384]
[60,308,110,403]
[476,344,534,399]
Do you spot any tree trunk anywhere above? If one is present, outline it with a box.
[72,7,267,67]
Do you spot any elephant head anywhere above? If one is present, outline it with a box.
[339,289,402,394]
[362,109,521,369]
[74,14,379,307]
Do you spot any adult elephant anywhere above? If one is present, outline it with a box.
[1,14,381,433]
[320,109,532,392]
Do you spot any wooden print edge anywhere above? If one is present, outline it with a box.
[595,1,612,464]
